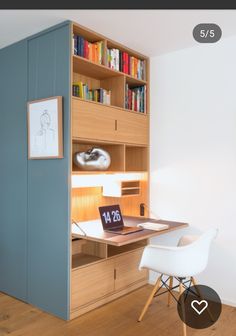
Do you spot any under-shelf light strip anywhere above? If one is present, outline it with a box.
[71,172,147,188]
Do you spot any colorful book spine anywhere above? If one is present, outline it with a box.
[125,84,146,113]
[73,82,111,105]
[73,34,104,65]
[107,48,146,80]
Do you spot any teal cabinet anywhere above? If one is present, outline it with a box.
[0,21,71,320]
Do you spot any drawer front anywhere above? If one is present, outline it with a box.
[114,249,147,291]
[117,111,148,145]
[71,259,114,311]
[72,99,118,142]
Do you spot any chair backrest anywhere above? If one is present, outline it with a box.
[139,228,218,277]
[176,228,218,276]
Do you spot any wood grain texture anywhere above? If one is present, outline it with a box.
[71,217,188,247]
[1,287,234,335]
[70,279,147,319]
[71,259,115,311]
[100,75,125,108]
[71,180,148,222]
[72,141,125,172]
[138,276,162,322]
[70,21,151,323]
[73,21,148,60]
[72,98,148,145]
[72,98,119,142]
[114,249,147,291]
[73,55,147,85]
[73,73,125,109]
[125,146,148,171]
[73,72,101,90]
[72,239,107,259]
[71,248,148,318]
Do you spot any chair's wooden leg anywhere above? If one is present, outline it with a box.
[167,276,173,307]
[138,275,162,322]
[191,277,214,322]
[179,282,187,336]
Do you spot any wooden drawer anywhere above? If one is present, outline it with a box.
[72,98,148,145]
[114,249,147,291]
[71,259,114,310]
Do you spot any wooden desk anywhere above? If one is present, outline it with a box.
[72,216,188,246]
[71,216,188,319]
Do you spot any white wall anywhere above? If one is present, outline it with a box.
[149,36,236,306]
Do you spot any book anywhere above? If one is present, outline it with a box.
[73,34,104,65]
[106,48,146,80]
[125,84,146,113]
[73,82,111,105]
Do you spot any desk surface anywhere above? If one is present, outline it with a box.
[72,216,188,246]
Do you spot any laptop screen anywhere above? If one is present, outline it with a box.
[99,204,124,230]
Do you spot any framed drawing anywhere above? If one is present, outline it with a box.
[27,96,63,159]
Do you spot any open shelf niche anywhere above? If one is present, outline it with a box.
[71,237,148,269]
[72,140,125,173]
[72,140,148,174]
[72,238,107,269]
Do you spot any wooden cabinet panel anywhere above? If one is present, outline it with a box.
[72,99,118,141]
[72,98,148,145]
[114,249,147,291]
[117,111,149,145]
[71,259,114,310]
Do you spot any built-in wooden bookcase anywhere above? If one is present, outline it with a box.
[72,23,148,113]
[70,22,150,319]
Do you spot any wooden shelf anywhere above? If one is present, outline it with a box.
[72,253,103,269]
[125,146,148,172]
[72,170,124,175]
[73,55,147,85]
[121,181,140,196]
[72,141,125,173]
[68,21,151,319]
[107,240,147,257]
[72,96,148,116]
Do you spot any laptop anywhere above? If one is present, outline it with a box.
[99,204,144,235]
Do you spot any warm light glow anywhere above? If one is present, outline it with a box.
[71,172,147,188]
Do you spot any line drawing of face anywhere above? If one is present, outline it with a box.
[34,109,55,150]
[40,110,51,130]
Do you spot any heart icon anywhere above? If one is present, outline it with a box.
[191,300,208,315]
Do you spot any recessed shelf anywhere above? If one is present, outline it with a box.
[73,55,147,85]
[72,253,103,269]
[125,146,148,172]
[107,240,147,257]
[72,141,125,173]
[71,238,107,268]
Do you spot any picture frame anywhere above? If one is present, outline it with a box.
[27,96,63,159]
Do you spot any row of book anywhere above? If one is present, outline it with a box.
[125,84,146,113]
[73,35,104,64]
[107,48,146,81]
[73,82,111,105]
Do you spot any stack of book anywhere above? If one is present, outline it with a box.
[73,35,104,64]
[73,82,111,105]
[125,84,146,113]
[107,48,146,80]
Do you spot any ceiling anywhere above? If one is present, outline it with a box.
[1,10,236,56]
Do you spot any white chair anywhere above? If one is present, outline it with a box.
[138,228,218,336]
